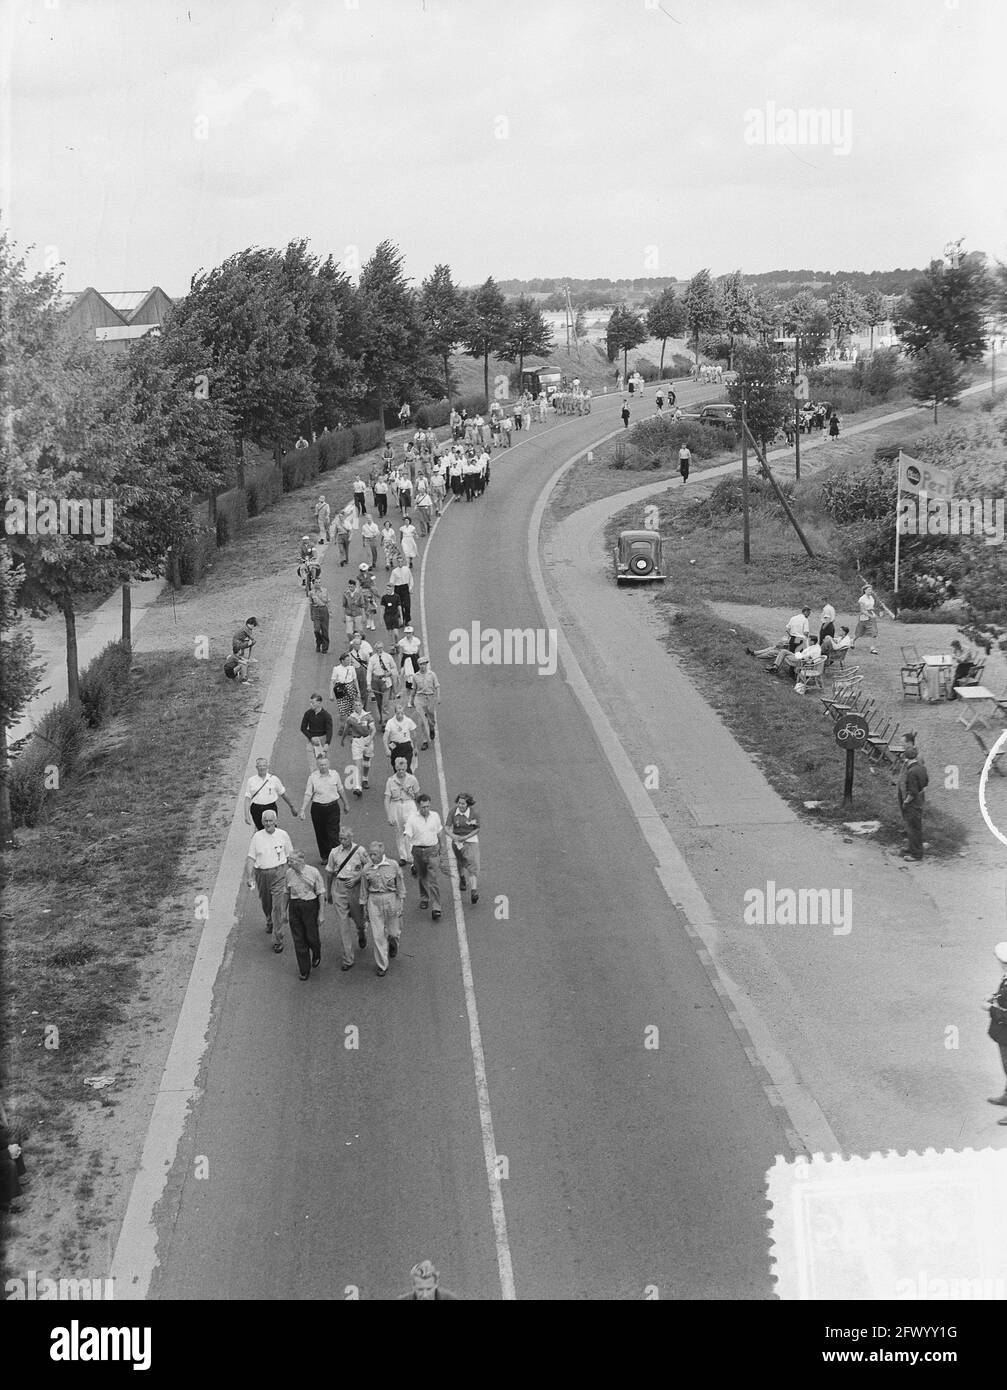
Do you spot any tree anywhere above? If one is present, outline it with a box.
[463,277,511,405]
[282,241,362,433]
[357,240,436,425]
[682,269,722,369]
[893,258,990,363]
[727,343,791,454]
[500,295,553,379]
[717,271,758,371]
[782,290,832,368]
[908,335,967,422]
[645,287,686,377]
[0,551,45,847]
[826,281,865,347]
[605,305,648,377]
[861,289,887,351]
[420,263,468,397]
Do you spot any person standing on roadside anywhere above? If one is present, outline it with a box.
[244,757,298,830]
[326,827,371,971]
[285,849,326,981]
[299,752,350,863]
[299,694,333,770]
[389,559,413,626]
[450,792,481,905]
[896,737,928,861]
[986,942,1007,1122]
[384,757,420,864]
[678,443,691,483]
[404,793,448,920]
[360,841,405,976]
[412,656,440,747]
[245,809,292,953]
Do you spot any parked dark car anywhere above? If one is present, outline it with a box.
[680,402,739,431]
[613,529,665,585]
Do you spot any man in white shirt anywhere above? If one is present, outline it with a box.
[367,641,399,727]
[285,850,326,980]
[384,700,418,773]
[389,561,413,626]
[404,793,448,919]
[412,656,440,747]
[785,607,812,650]
[299,753,349,862]
[415,488,434,535]
[819,600,836,645]
[784,638,822,678]
[852,584,879,654]
[244,757,298,830]
[245,810,294,951]
[325,826,371,970]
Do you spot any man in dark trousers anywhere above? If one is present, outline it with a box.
[896,737,928,860]
[307,582,330,653]
[621,401,630,428]
[285,849,326,981]
[300,693,334,770]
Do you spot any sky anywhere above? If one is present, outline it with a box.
[2,0,1005,296]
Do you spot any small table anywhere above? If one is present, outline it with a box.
[921,654,954,702]
[954,686,997,731]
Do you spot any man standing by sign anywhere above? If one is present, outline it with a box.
[896,737,929,861]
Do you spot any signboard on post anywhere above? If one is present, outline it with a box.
[897,452,952,500]
[793,374,809,402]
[835,712,870,806]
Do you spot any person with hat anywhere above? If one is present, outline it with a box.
[360,840,405,976]
[313,496,331,545]
[986,942,1007,1121]
[412,656,440,747]
[297,548,322,592]
[896,736,928,861]
[285,849,326,981]
[325,827,371,970]
[396,626,422,705]
[396,1259,460,1300]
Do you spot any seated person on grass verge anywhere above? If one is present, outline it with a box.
[777,636,822,680]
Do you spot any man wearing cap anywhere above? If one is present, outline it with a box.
[245,810,293,952]
[986,942,1007,1120]
[244,757,298,830]
[412,656,440,747]
[896,738,928,861]
[299,753,350,863]
[396,626,422,704]
[285,849,326,980]
[403,793,448,919]
[325,827,371,970]
[360,841,405,976]
[396,1260,460,1300]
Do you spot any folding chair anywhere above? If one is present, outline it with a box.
[900,662,926,701]
[959,660,986,688]
[867,719,899,764]
[900,644,922,666]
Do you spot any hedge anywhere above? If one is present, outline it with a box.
[178,527,218,585]
[9,640,133,827]
[215,486,249,547]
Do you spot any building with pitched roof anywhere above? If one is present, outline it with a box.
[59,286,175,353]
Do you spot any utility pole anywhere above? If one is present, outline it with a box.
[793,335,801,483]
[744,421,815,557]
[740,388,751,564]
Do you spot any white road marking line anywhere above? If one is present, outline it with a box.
[110,600,308,1299]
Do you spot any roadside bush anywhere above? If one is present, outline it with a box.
[820,460,896,523]
[281,449,317,493]
[631,357,661,381]
[177,527,217,584]
[351,421,384,454]
[9,702,89,827]
[328,427,355,469]
[705,474,768,515]
[852,348,902,399]
[458,391,488,416]
[215,488,248,547]
[667,352,694,379]
[415,401,451,430]
[79,640,133,728]
[630,415,728,462]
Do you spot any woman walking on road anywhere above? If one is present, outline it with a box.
[450,793,481,905]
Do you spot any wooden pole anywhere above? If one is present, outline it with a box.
[741,393,751,565]
[744,422,816,557]
[794,335,801,482]
[121,583,132,649]
[843,748,855,806]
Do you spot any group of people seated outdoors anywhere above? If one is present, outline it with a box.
[745,599,852,683]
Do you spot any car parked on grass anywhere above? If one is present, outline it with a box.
[613,529,665,586]
[679,402,739,430]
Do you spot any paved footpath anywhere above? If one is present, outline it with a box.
[543,390,1007,1160]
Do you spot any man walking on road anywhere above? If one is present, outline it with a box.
[299,753,350,863]
[244,758,298,830]
[389,560,413,626]
[360,842,405,976]
[397,1259,460,1300]
[307,582,330,653]
[326,827,371,971]
[300,694,333,770]
[285,850,326,981]
[368,641,398,727]
[360,514,380,570]
[384,700,419,773]
[404,793,448,920]
[331,509,352,566]
[412,656,440,747]
[678,443,691,483]
[384,757,420,864]
[245,810,292,953]
[896,737,928,861]
[342,697,376,793]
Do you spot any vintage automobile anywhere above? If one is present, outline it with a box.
[680,402,739,431]
[613,529,665,586]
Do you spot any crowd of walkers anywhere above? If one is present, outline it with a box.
[238,419,513,983]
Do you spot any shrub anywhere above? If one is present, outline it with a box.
[414,401,452,430]
[215,488,248,547]
[629,415,728,462]
[9,703,88,827]
[458,391,488,416]
[177,527,217,584]
[79,640,133,728]
[852,348,902,399]
[667,352,694,378]
[351,421,384,454]
[820,461,897,523]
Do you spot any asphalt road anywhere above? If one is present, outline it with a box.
[151,387,791,1301]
